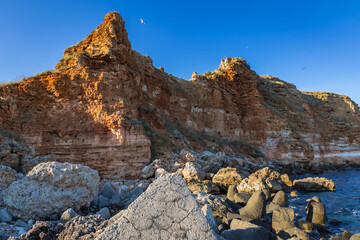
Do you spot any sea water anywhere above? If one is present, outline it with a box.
[289,170,360,234]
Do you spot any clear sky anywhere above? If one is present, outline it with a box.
[1,0,359,104]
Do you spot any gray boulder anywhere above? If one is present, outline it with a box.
[4,162,100,221]
[96,173,218,239]
[293,177,335,191]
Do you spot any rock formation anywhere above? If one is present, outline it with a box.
[96,173,219,239]
[0,12,359,179]
[4,162,99,221]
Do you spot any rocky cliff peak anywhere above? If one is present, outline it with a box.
[55,12,132,72]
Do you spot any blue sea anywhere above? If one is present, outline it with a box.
[289,170,360,234]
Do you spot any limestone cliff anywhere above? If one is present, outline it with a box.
[0,12,359,179]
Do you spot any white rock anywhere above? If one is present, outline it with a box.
[96,173,218,240]
[4,161,100,221]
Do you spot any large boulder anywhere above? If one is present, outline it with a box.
[238,190,266,220]
[306,197,328,226]
[237,167,283,193]
[293,177,336,191]
[96,173,219,239]
[4,162,100,221]
[212,167,247,191]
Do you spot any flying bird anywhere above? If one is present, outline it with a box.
[302,67,307,70]
[140,18,145,25]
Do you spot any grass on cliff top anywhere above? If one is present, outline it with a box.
[34,70,54,77]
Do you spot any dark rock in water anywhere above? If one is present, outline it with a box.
[329,218,341,227]
[99,182,116,199]
[16,221,64,240]
[306,197,328,227]
[238,190,266,220]
[293,177,336,192]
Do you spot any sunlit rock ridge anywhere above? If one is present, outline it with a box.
[0,12,359,179]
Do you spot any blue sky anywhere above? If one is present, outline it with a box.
[1,0,359,103]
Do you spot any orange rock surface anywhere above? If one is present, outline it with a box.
[0,12,359,179]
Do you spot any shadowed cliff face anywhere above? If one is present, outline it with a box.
[0,12,359,179]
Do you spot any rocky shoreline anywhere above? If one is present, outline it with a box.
[0,141,359,240]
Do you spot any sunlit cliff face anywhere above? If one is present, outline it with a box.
[0,12,360,180]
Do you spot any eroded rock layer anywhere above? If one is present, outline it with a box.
[0,12,359,179]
